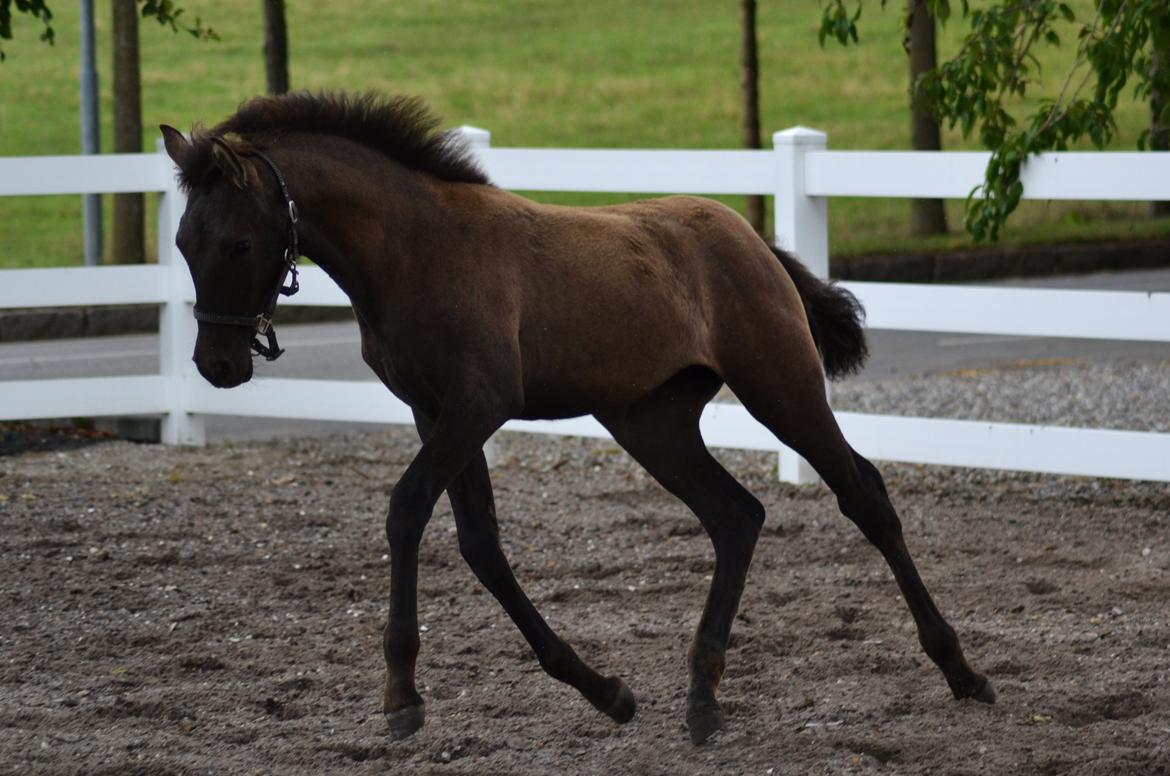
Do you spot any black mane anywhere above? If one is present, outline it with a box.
[199,91,490,187]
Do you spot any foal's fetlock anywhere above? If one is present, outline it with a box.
[920,629,995,704]
[590,676,637,724]
[685,689,726,745]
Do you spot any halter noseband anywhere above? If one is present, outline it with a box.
[192,150,301,361]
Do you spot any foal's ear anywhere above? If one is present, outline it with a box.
[160,124,192,170]
[210,135,255,190]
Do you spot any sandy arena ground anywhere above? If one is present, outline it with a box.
[1,424,1168,775]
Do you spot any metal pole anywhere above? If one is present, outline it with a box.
[79,0,102,266]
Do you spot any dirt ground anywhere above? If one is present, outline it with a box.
[1,423,1168,775]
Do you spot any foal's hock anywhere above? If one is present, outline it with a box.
[161,91,994,745]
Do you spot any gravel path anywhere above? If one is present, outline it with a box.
[834,358,1170,433]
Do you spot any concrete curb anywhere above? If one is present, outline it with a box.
[2,239,1168,343]
[831,238,1170,283]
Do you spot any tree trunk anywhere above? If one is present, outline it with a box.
[111,0,144,265]
[740,0,766,238]
[1151,31,1170,218]
[263,0,290,95]
[907,0,947,236]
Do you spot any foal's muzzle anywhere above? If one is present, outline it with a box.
[196,355,253,388]
[194,352,254,389]
[193,328,255,388]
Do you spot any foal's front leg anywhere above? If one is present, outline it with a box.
[599,400,764,745]
[416,411,636,726]
[381,393,505,739]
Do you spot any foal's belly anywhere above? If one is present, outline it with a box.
[515,385,640,421]
[514,295,712,418]
[516,343,701,420]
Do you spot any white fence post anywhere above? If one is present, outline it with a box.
[774,126,829,485]
[456,125,499,466]
[456,124,491,154]
[156,140,205,445]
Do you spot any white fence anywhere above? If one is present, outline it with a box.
[2,128,1169,483]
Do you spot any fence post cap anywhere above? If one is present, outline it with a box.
[455,125,491,148]
[772,126,827,146]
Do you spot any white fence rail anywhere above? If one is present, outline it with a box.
[2,129,1169,482]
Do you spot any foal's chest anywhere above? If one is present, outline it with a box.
[355,319,445,409]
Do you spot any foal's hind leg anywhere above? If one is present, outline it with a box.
[598,368,765,744]
[414,411,636,725]
[724,361,995,706]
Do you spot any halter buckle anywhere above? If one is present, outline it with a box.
[280,261,300,296]
[250,324,284,362]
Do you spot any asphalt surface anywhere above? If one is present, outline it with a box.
[3,267,1169,443]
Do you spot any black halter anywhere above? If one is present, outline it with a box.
[192,151,301,361]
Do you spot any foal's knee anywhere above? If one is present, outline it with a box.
[704,503,764,570]
[742,494,766,533]
[708,493,765,543]
[385,480,431,549]
[737,497,766,553]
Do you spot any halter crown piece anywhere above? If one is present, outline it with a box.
[192,150,301,361]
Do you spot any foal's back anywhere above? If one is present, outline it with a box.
[450,189,813,417]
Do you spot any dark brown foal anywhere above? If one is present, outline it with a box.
[161,90,993,746]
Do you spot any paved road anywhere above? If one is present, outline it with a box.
[3,267,1169,442]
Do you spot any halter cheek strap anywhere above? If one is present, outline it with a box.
[192,150,301,362]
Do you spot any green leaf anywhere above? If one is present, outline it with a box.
[932,0,951,25]
[1006,179,1024,212]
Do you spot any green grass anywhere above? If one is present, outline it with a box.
[0,0,1166,268]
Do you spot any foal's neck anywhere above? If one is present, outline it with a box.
[277,137,444,318]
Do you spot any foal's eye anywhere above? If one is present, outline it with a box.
[230,239,252,257]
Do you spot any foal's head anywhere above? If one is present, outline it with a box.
[160,126,291,388]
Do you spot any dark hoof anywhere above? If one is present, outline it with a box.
[596,677,636,724]
[385,704,425,739]
[970,674,996,704]
[953,673,996,704]
[686,702,726,745]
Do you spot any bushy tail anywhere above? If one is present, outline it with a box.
[772,246,868,380]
